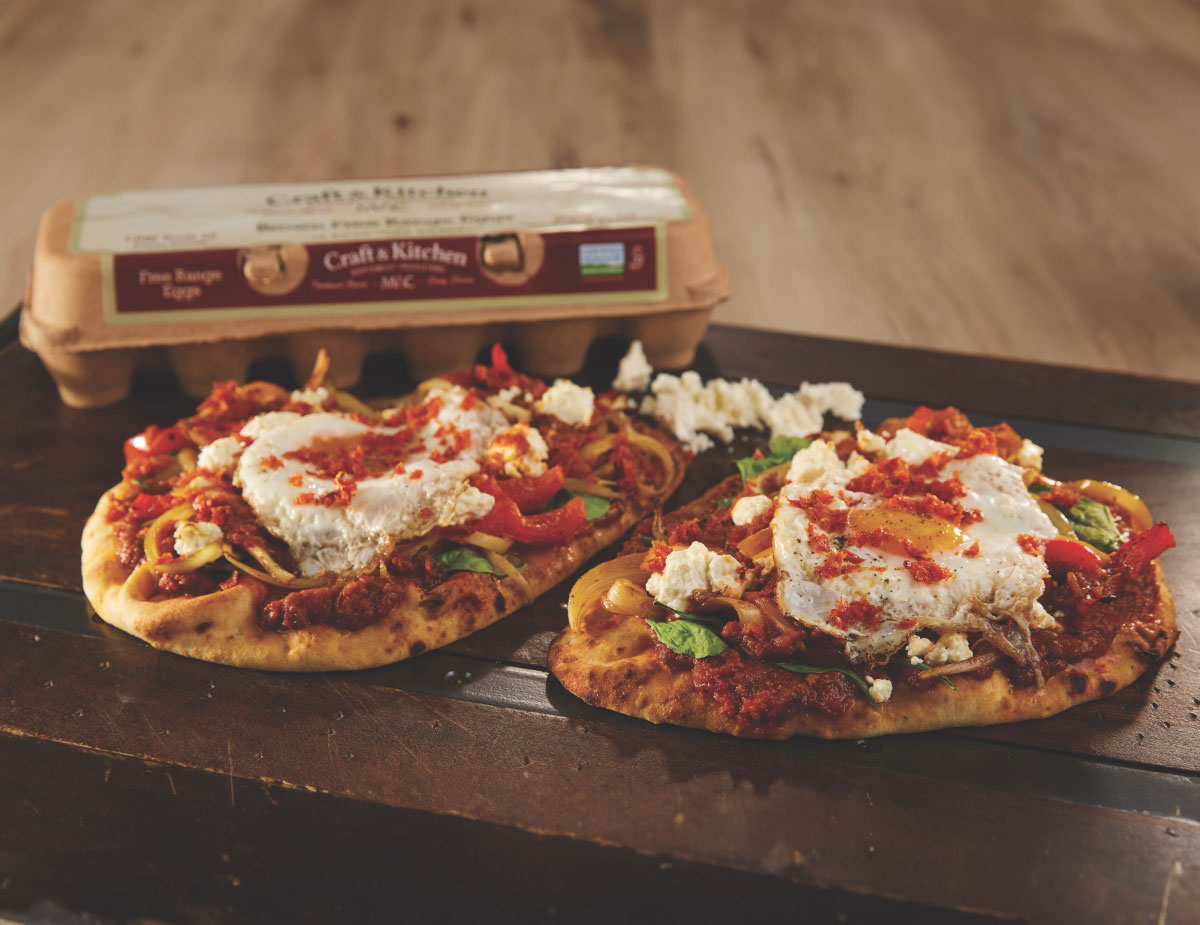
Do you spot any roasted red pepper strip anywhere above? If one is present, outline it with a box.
[494,466,565,513]
[123,425,194,463]
[490,342,514,374]
[1112,522,1175,573]
[1044,538,1102,574]
[130,492,177,521]
[470,476,587,544]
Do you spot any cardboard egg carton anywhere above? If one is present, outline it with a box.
[22,167,730,407]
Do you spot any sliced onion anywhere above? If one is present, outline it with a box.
[176,448,198,472]
[562,477,623,500]
[601,578,660,619]
[483,549,530,596]
[626,431,677,495]
[917,650,1002,679]
[223,545,329,589]
[580,435,618,463]
[417,376,455,395]
[737,527,773,558]
[304,348,331,390]
[747,464,790,493]
[694,593,763,624]
[241,381,291,404]
[152,542,224,574]
[246,544,303,583]
[334,390,378,417]
[567,554,648,631]
[143,504,195,565]
[463,531,513,554]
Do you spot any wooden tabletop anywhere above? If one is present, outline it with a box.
[0,324,1197,923]
[4,0,1200,381]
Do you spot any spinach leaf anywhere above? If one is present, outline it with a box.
[774,661,877,704]
[636,533,653,545]
[715,497,732,510]
[434,546,506,578]
[1065,496,1122,553]
[1028,484,1051,496]
[569,490,611,521]
[736,435,811,482]
[645,618,728,658]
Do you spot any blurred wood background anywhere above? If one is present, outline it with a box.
[2,0,1199,380]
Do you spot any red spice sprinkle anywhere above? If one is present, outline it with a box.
[294,472,357,507]
[904,558,952,583]
[642,541,672,574]
[828,598,882,631]
[963,541,981,558]
[1016,533,1045,556]
[885,491,982,527]
[848,526,924,559]
[805,522,832,554]
[418,506,433,520]
[287,472,304,488]
[791,490,849,534]
[261,455,283,471]
[461,390,479,411]
[897,618,918,630]
[1045,485,1081,509]
[409,469,424,480]
[814,549,866,580]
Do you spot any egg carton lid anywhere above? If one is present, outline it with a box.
[21,166,730,354]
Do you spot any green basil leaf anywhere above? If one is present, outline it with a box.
[1028,483,1051,496]
[567,490,611,521]
[433,546,506,578]
[715,497,732,510]
[505,552,526,570]
[645,618,728,658]
[774,661,877,704]
[1065,496,1122,553]
[736,436,811,483]
[768,435,811,459]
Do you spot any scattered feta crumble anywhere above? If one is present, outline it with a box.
[618,345,865,453]
[866,676,893,704]
[240,411,303,440]
[856,428,887,455]
[645,541,745,612]
[448,485,495,524]
[731,494,773,526]
[290,386,332,407]
[486,423,549,478]
[1016,438,1044,470]
[173,521,223,557]
[538,379,595,425]
[197,436,243,475]
[613,339,654,392]
[924,632,974,666]
[906,635,934,665]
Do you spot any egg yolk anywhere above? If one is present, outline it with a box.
[847,506,969,557]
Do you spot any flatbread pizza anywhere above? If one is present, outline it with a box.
[549,406,1177,738]
[82,347,686,671]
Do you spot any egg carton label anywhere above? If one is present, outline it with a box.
[92,226,661,322]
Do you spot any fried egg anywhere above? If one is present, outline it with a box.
[772,429,1057,664]
[236,386,510,576]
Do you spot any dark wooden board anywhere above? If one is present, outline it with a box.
[2,327,1198,923]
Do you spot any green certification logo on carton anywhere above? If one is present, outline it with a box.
[579,242,625,277]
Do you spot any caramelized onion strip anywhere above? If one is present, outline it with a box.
[737,527,773,558]
[222,545,329,589]
[562,477,623,500]
[567,554,648,631]
[483,550,530,597]
[917,650,1002,679]
[601,578,660,620]
[463,531,514,554]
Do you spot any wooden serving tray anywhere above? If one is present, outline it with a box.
[1,323,1197,923]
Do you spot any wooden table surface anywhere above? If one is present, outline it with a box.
[0,324,1197,923]
[3,0,1200,381]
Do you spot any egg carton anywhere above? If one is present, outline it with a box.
[22,167,729,407]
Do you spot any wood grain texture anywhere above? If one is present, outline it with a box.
[3,0,1200,379]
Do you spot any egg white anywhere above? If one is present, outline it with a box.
[236,386,510,577]
[772,431,1057,664]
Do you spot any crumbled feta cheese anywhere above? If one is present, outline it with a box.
[241,411,303,441]
[797,382,865,423]
[785,440,844,487]
[846,451,872,478]
[173,521,223,557]
[645,541,745,611]
[638,371,865,453]
[443,485,495,526]
[1016,439,1044,470]
[613,339,654,392]
[866,676,893,704]
[856,428,887,455]
[762,393,823,441]
[731,494,774,526]
[924,632,973,666]
[197,436,243,475]
[290,386,332,407]
[538,379,594,425]
[486,423,549,478]
[906,635,934,665]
